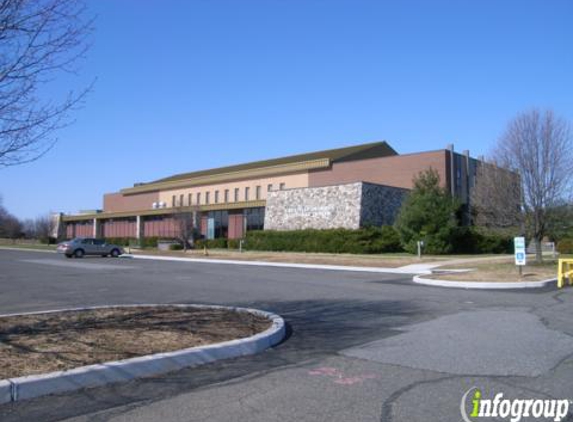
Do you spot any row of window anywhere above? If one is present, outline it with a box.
[171,183,286,207]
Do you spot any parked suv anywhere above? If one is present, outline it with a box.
[56,238,124,258]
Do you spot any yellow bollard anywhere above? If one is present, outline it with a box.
[558,259,573,288]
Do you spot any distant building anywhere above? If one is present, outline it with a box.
[60,141,484,240]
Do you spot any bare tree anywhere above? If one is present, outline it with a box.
[32,213,56,242]
[0,196,21,239]
[171,205,200,251]
[0,0,93,167]
[471,160,522,229]
[492,109,572,262]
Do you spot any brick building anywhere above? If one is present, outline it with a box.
[58,141,482,241]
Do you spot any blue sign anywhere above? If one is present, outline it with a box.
[514,237,526,266]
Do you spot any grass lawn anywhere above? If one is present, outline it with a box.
[130,248,513,268]
[430,260,558,282]
[0,240,56,251]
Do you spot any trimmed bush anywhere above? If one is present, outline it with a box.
[169,243,183,251]
[244,226,402,254]
[195,238,228,249]
[39,236,57,245]
[451,227,514,254]
[557,239,573,254]
[227,239,242,250]
[141,237,159,248]
[103,237,136,247]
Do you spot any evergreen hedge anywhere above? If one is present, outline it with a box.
[244,227,402,254]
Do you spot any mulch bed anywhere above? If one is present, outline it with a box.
[0,306,271,379]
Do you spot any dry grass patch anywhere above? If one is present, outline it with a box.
[0,306,271,379]
[130,248,456,268]
[429,261,558,282]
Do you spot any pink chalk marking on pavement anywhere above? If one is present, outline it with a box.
[308,367,340,376]
[308,366,378,386]
[334,374,377,385]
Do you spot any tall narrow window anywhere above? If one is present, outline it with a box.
[206,192,210,204]
[179,194,184,206]
[214,190,219,203]
[234,188,239,202]
[256,185,261,200]
[245,187,250,201]
[267,184,273,192]
[224,189,229,203]
[188,193,192,205]
[279,183,286,190]
[197,192,201,205]
[172,195,176,207]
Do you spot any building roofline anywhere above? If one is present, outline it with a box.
[62,200,267,222]
[120,141,397,195]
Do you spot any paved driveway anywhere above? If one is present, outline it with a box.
[0,249,572,422]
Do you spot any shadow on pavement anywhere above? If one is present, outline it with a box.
[0,298,427,422]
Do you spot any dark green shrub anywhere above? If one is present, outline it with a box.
[141,237,159,248]
[557,239,573,254]
[195,238,228,249]
[451,227,513,254]
[394,169,460,254]
[103,237,135,247]
[39,236,57,245]
[227,239,242,249]
[244,227,403,254]
[169,243,183,251]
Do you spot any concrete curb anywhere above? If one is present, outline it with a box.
[0,381,11,404]
[413,275,558,290]
[0,246,54,254]
[0,304,285,404]
[123,253,426,275]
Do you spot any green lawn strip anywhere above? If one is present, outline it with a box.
[429,260,558,282]
[0,243,56,251]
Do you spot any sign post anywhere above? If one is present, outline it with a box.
[514,237,526,279]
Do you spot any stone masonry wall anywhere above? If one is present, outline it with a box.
[264,182,409,231]
[264,183,363,230]
[360,182,408,227]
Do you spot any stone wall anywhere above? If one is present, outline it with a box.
[264,182,408,231]
[264,183,363,230]
[360,182,408,227]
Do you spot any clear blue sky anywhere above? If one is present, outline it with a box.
[2,0,572,219]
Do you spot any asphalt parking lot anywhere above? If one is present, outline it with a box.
[0,249,572,422]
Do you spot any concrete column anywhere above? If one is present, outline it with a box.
[136,215,143,240]
[447,144,455,197]
[93,218,101,238]
[50,213,64,241]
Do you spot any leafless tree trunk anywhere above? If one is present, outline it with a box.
[32,213,56,242]
[0,196,21,239]
[492,109,572,262]
[471,160,523,229]
[0,0,93,167]
[172,205,199,251]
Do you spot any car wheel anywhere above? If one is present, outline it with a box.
[74,249,85,258]
[110,249,120,258]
